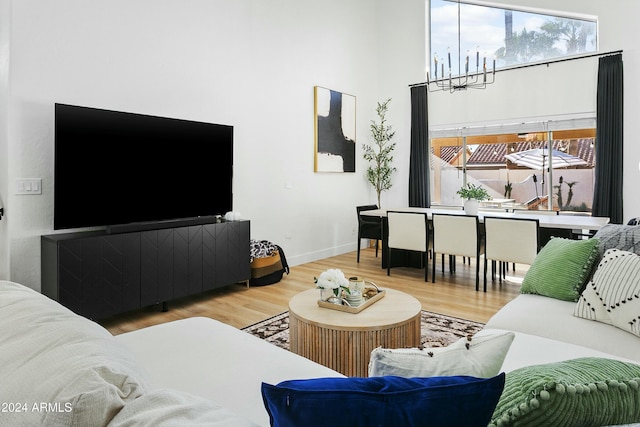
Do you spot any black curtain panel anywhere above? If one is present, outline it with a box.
[592,53,624,224]
[409,85,430,208]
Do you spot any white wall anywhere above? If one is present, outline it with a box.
[1,0,639,291]
[0,0,9,278]
[374,0,427,209]
[0,0,397,290]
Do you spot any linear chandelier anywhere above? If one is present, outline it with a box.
[426,0,496,92]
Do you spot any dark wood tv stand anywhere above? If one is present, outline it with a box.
[41,219,250,320]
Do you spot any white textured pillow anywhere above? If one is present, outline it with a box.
[368,330,515,378]
[574,248,640,337]
[0,281,148,427]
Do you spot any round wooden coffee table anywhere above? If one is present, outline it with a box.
[288,288,422,377]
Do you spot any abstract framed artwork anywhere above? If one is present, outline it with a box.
[314,86,356,173]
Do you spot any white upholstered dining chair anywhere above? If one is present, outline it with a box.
[431,213,483,291]
[483,216,540,290]
[386,211,429,282]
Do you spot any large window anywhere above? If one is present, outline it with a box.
[430,121,596,212]
[430,0,597,76]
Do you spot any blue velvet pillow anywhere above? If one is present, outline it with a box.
[261,374,505,427]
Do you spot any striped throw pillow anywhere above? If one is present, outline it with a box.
[574,248,640,337]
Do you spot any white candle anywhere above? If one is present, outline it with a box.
[465,50,469,73]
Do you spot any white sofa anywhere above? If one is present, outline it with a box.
[3,279,638,427]
[485,224,640,372]
[0,280,340,427]
[2,224,640,426]
[484,294,640,367]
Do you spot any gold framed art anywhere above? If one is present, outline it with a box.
[314,86,356,173]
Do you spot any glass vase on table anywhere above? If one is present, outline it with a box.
[320,288,343,305]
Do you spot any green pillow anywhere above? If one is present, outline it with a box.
[520,237,599,301]
[489,357,640,427]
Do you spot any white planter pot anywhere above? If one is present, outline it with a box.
[464,199,479,215]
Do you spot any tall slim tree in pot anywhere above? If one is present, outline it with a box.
[362,98,396,208]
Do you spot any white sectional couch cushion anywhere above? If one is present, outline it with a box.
[109,389,258,427]
[574,248,640,338]
[479,329,639,373]
[484,294,640,362]
[115,316,343,427]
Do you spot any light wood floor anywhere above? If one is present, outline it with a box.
[100,247,526,335]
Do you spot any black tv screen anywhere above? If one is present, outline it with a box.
[54,103,233,230]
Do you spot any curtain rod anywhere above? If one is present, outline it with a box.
[409,49,623,88]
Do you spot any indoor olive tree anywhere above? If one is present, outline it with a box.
[362,98,396,208]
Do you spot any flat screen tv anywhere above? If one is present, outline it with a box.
[54,103,233,231]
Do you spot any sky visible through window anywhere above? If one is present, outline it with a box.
[429,0,597,78]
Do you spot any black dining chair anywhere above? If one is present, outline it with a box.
[356,205,382,262]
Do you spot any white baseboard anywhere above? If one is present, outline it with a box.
[286,242,357,267]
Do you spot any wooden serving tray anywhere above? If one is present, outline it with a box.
[317,288,385,314]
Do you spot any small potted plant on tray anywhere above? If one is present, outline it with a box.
[457,183,490,215]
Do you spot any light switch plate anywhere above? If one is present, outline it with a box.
[15,178,42,195]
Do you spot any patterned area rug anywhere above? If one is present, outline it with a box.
[241,310,484,351]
